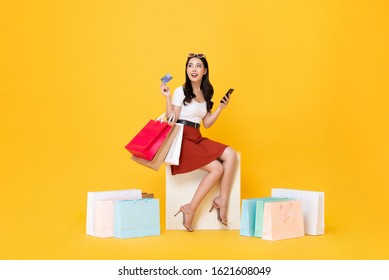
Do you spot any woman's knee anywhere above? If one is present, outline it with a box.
[221,147,237,163]
[203,160,224,175]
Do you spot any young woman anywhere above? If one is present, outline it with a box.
[160,53,236,232]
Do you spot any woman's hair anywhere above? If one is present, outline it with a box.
[183,56,214,112]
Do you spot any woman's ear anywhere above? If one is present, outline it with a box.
[204,68,208,75]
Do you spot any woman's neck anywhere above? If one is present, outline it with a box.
[191,81,202,92]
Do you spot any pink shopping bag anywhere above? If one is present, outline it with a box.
[125,114,173,160]
[262,200,304,241]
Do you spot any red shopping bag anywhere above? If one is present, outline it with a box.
[125,114,173,160]
[131,122,178,171]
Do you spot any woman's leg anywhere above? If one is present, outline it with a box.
[182,160,224,228]
[213,147,237,222]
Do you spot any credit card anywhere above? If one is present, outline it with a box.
[161,73,173,83]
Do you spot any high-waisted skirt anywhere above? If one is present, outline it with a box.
[170,125,228,175]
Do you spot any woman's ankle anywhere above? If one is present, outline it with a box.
[213,196,227,208]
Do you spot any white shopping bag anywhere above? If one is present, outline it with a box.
[86,189,142,236]
[94,200,115,238]
[164,123,184,165]
[271,188,324,235]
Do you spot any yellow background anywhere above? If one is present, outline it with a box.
[1,0,388,259]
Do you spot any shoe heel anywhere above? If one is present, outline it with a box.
[174,207,183,217]
[209,203,215,213]
[174,205,194,232]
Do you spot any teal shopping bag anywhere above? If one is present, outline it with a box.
[240,198,278,237]
[114,199,160,238]
[253,198,289,238]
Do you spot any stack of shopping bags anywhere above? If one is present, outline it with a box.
[240,188,324,241]
[124,113,184,171]
[86,189,160,239]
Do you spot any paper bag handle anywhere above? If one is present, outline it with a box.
[280,203,294,223]
[156,113,175,123]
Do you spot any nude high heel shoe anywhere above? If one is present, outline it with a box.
[209,200,228,226]
[174,205,194,232]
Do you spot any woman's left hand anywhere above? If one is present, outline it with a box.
[219,95,230,109]
[204,95,231,128]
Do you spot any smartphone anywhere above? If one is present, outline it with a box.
[161,73,173,84]
[220,88,234,103]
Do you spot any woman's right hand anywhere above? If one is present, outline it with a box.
[160,83,171,97]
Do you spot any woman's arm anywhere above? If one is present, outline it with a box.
[160,84,181,121]
[203,96,230,128]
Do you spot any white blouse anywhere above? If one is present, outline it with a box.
[172,86,207,124]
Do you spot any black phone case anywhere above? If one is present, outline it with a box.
[220,89,234,103]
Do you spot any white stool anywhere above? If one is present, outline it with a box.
[166,153,241,230]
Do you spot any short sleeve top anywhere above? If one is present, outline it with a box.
[172,86,207,124]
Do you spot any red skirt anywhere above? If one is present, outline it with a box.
[171,125,228,175]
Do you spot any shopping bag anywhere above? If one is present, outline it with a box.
[240,197,286,237]
[240,199,255,236]
[253,198,290,238]
[262,200,304,241]
[86,189,142,236]
[142,192,154,198]
[131,122,179,171]
[164,123,184,165]
[271,188,324,235]
[125,114,173,160]
[94,200,115,238]
[240,197,288,237]
[114,199,160,239]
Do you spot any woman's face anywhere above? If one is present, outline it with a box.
[186,57,207,83]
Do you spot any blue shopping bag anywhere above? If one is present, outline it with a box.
[114,199,160,238]
[240,198,272,236]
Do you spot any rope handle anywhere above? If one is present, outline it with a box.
[280,203,294,222]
